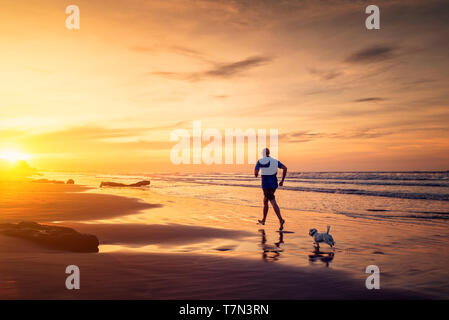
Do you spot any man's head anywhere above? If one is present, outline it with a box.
[262,148,270,157]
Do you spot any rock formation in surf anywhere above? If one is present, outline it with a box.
[0,221,99,253]
[99,180,150,188]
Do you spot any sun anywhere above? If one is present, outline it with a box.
[0,150,31,163]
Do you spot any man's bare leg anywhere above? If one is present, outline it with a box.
[258,197,269,225]
[270,199,285,230]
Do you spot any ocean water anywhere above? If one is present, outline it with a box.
[42,171,449,224]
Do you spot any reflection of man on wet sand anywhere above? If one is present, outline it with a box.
[259,229,284,262]
[254,148,287,230]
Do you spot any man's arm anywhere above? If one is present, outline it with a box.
[254,160,260,177]
[279,164,287,186]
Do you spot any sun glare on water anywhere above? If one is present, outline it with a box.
[0,150,31,163]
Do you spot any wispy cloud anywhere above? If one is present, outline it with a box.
[345,45,397,63]
[204,56,271,78]
[353,97,387,103]
[278,131,325,143]
[279,128,393,143]
[308,68,343,81]
[131,45,212,63]
[149,56,272,81]
[214,95,229,99]
[1,123,186,156]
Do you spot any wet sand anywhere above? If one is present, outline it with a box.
[0,234,424,299]
[0,180,443,299]
[0,181,159,223]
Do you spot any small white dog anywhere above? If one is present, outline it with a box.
[309,226,335,249]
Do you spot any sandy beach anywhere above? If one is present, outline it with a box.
[1,179,446,299]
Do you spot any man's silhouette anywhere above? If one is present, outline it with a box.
[254,148,287,230]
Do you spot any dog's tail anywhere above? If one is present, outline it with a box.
[326,225,331,234]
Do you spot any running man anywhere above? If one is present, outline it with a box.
[254,148,287,230]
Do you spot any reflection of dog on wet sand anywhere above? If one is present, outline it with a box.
[309,250,335,267]
[309,226,335,249]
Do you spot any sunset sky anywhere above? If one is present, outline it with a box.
[1,0,448,173]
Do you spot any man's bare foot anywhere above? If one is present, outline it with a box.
[279,219,285,231]
[258,219,265,225]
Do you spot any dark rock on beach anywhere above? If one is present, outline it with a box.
[100,180,150,188]
[0,221,99,253]
[66,179,75,184]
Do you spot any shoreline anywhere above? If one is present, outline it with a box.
[0,233,427,300]
[1,180,447,299]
